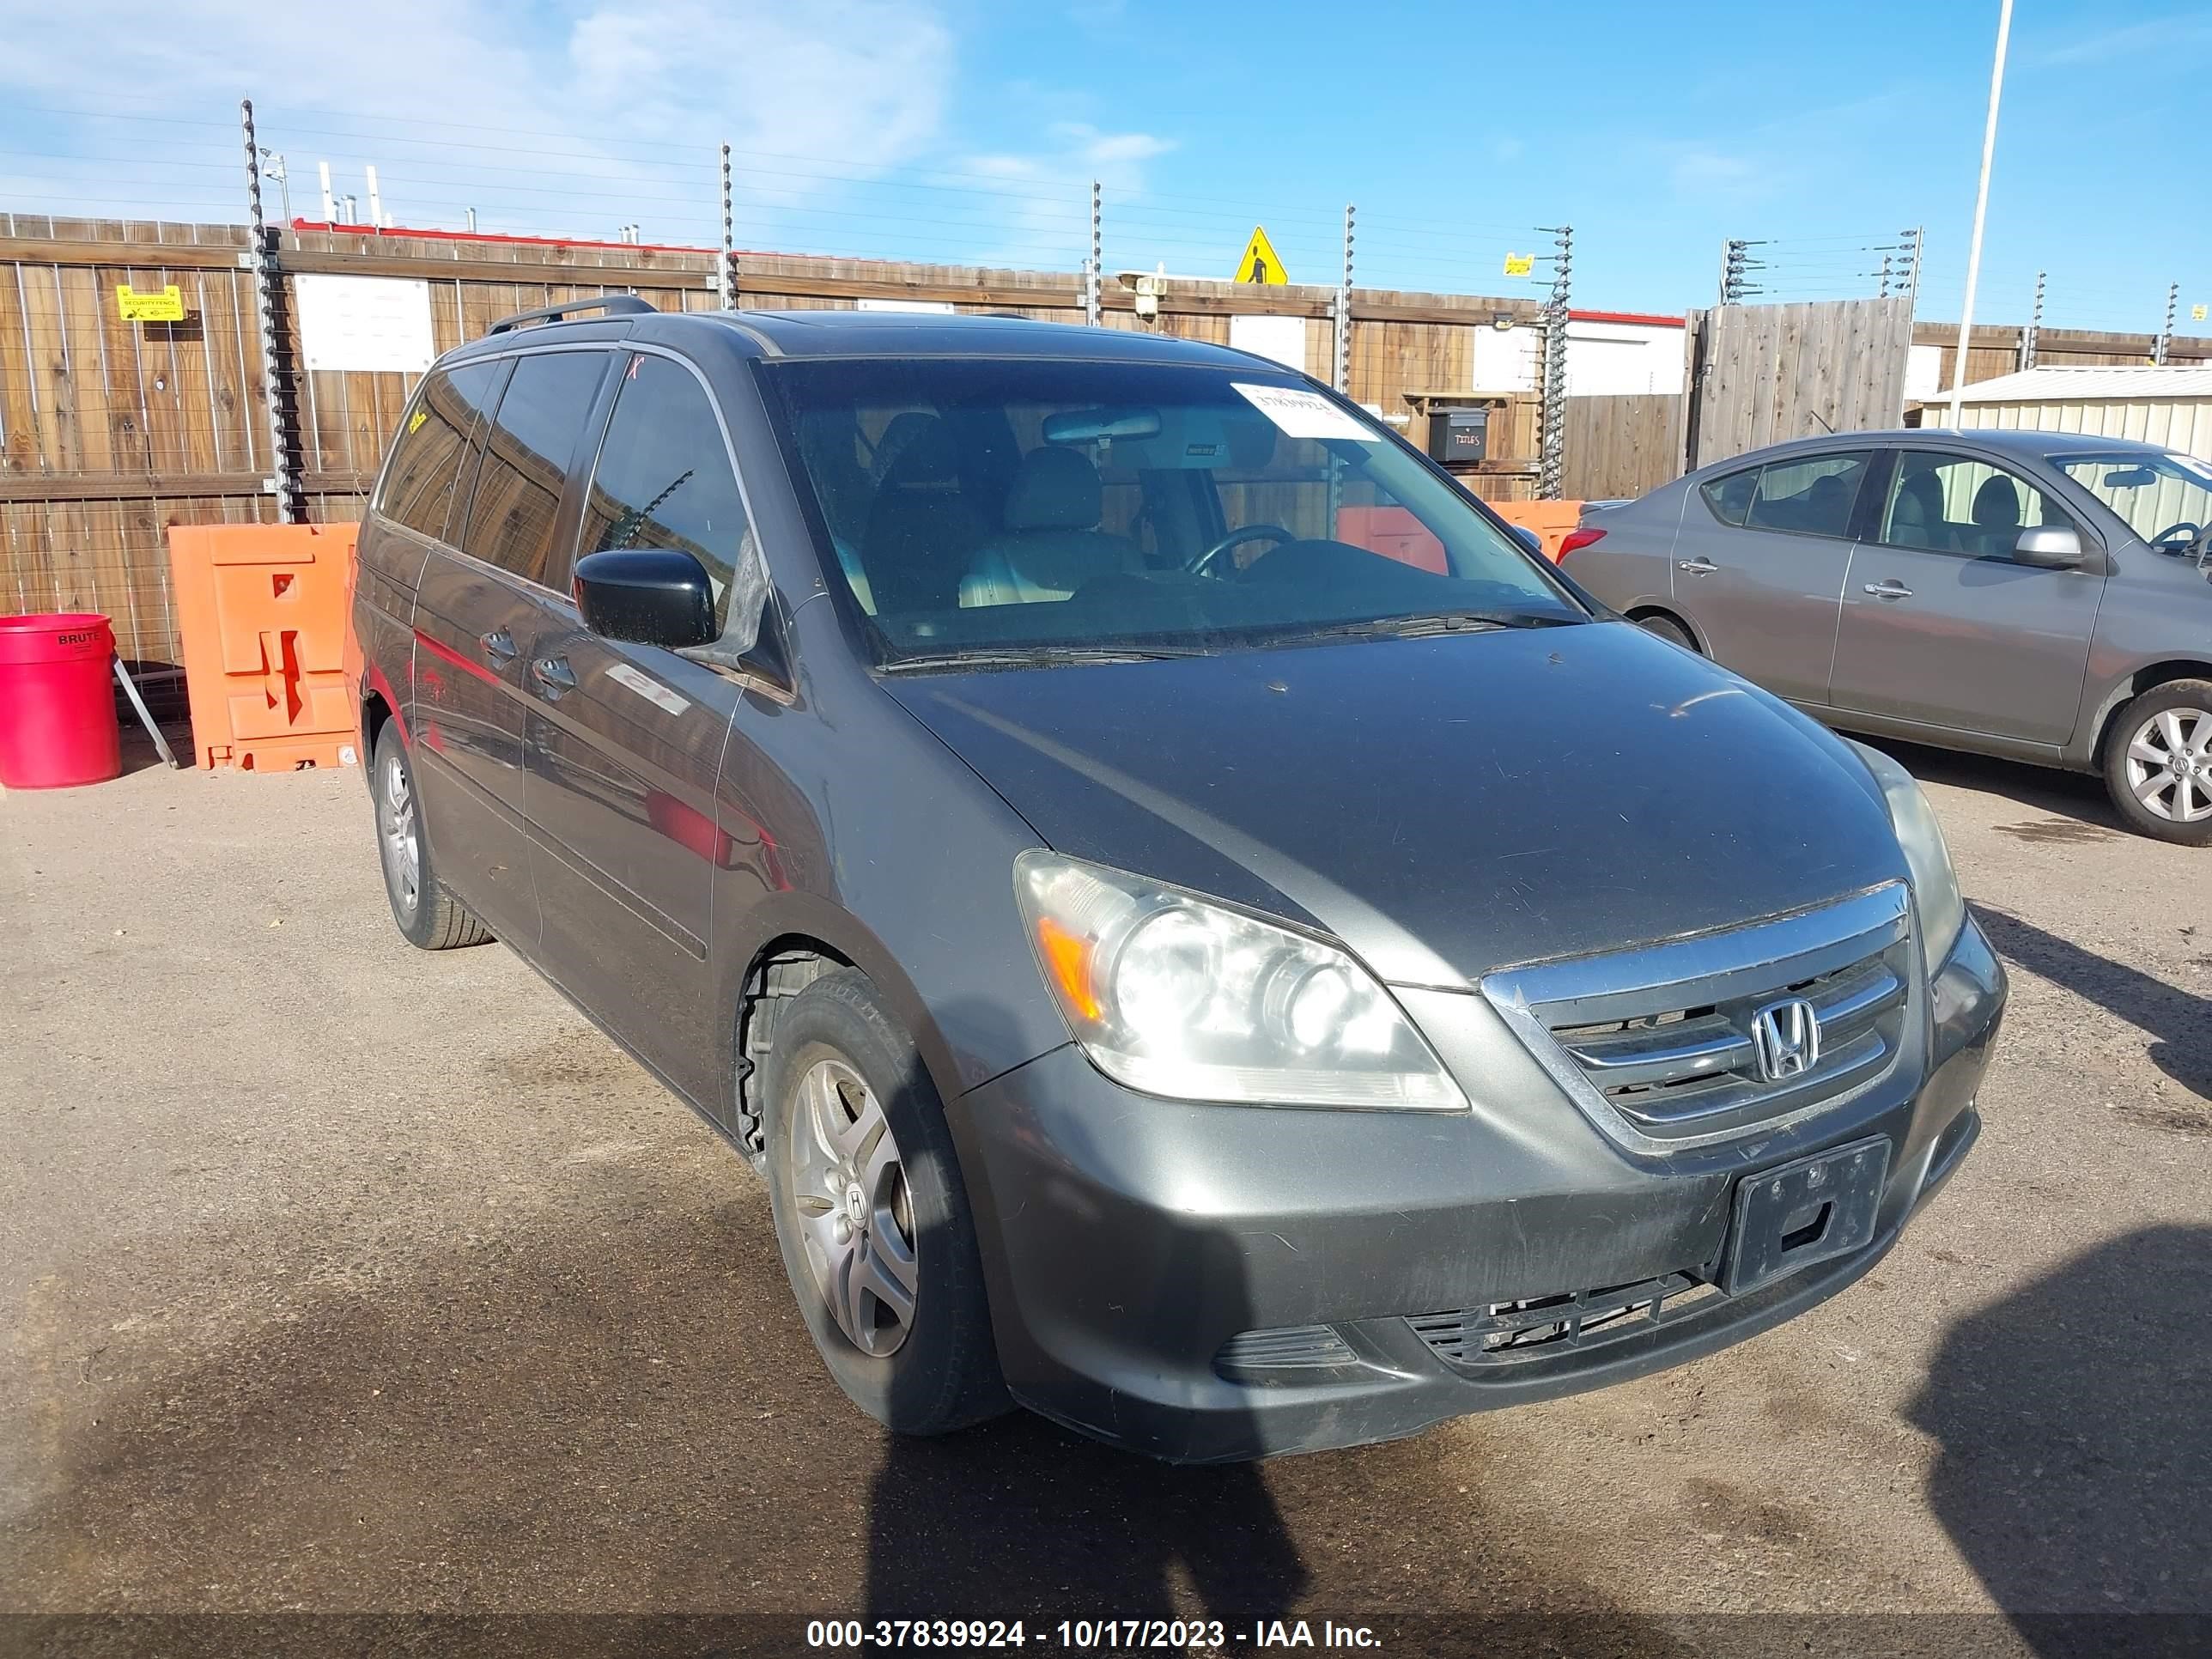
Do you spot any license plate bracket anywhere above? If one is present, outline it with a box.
[1723,1135,1890,1297]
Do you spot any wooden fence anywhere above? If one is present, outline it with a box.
[1914,321,2212,397]
[1562,393,1683,500]
[0,216,1569,668]
[1680,297,1916,471]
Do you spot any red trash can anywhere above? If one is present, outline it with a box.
[0,612,122,789]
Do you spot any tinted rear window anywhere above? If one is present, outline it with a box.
[459,350,611,584]
[1745,453,1871,538]
[378,360,503,542]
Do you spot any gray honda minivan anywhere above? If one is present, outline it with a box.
[351,301,2005,1462]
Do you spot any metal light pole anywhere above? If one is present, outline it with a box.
[1945,0,2014,428]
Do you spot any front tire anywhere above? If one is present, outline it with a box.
[373,723,495,949]
[761,969,1010,1436]
[2100,681,2212,845]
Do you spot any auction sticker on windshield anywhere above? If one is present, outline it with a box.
[1234,382,1375,441]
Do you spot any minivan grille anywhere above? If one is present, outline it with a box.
[1484,884,1915,1146]
[1409,1272,1719,1366]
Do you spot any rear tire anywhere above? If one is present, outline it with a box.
[762,969,1010,1437]
[373,723,495,949]
[1635,612,1699,652]
[2100,680,2212,845]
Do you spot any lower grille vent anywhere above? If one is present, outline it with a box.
[1409,1272,1720,1366]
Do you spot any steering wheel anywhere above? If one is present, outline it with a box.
[1188,523,1296,580]
[2150,520,2204,554]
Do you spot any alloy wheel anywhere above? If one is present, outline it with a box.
[379,750,422,915]
[2124,706,2212,824]
[787,1057,918,1358]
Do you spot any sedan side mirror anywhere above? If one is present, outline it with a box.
[574,548,718,648]
[2012,525,2084,569]
[1510,526,1543,556]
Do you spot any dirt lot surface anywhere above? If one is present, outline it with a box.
[3,731,2207,1657]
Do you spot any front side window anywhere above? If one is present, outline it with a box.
[1880,451,2074,560]
[2055,451,2212,551]
[579,354,765,647]
[1744,452,1873,538]
[763,358,1583,665]
[459,349,611,586]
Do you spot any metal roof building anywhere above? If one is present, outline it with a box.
[1915,365,2212,462]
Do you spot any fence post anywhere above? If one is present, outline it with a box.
[241,100,304,525]
[2155,281,2178,366]
[1903,227,1923,306]
[1333,204,1354,392]
[1540,224,1571,500]
[2022,269,2044,368]
[719,143,735,310]
[1086,179,1103,326]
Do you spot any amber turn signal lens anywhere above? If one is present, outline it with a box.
[1036,916,1101,1022]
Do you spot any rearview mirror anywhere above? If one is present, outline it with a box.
[2101,466,2156,489]
[2012,525,2084,569]
[574,548,718,648]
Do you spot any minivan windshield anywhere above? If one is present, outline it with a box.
[2057,451,2212,550]
[762,356,1584,665]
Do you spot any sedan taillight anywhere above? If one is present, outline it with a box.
[1557,526,1607,561]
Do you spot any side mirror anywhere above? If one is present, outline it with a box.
[2013,525,2084,569]
[574,548,717,648]
[1510,525,1544,556]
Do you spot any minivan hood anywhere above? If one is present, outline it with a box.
[884,621,1905,988]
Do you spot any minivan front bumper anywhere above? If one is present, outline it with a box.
[949,916,2005,1462]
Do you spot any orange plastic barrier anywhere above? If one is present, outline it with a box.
[1489,499,1587,562]
[167,522,362,772]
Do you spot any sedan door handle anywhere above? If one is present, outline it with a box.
[530,656,577,699]
[1863,580,1914,599]
[1677,556,1718,576]
[478,628,518,663]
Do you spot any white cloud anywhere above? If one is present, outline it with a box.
[0,0,958,246]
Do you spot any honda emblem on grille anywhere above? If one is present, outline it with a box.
[1751,997,1821,1080]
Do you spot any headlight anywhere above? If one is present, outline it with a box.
[1013,852,1465,1110]
[1850,741,1966,978]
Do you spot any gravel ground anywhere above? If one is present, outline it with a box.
[1,729,2206,1657]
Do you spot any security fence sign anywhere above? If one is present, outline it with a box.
[114,283,185,323]
[1234,226,1288,285]
[295,274,436,374]
[1503,253,1535,277]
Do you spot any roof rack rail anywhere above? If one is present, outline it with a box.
[487,295,655,335]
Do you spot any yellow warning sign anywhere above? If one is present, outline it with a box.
[115,283,185,323]
[1503,252,1535,277]
[2196,304,2209,323]
[1234,226,1288,286]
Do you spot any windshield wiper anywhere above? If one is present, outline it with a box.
[878,643,1208,674]
[1248,609,1578,649]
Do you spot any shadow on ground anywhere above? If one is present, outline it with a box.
[1864,738,2126,842]
[1911,1225,2212,1657]
[1974,905,2211,1105]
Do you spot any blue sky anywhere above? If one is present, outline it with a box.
[2,0,2207,332]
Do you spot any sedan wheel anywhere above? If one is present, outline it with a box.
[785,1056,918,1358]
[2124,706,2212,825]
[2101,680,2212,845]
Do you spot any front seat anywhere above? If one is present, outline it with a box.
[959,447,1142,607]
[859,416,988,616]
[1969,475,2022,556]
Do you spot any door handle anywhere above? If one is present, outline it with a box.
[530,656,577,699]
[1863,580,1914,599]
[478,628,518,663]
[1677,556,1718,576]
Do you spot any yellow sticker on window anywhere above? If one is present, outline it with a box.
[407,406,428,434]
